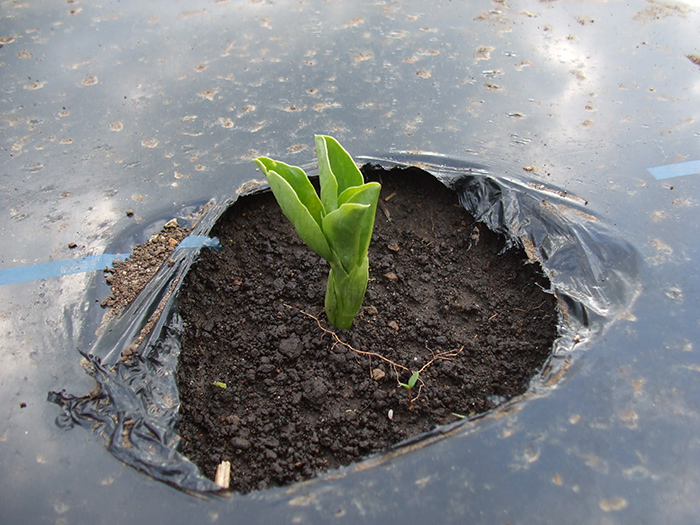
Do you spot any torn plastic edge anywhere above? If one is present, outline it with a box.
[363,154,642,326]
[89,207,228,366]
[49,318,220,494]
[49,157,643,494]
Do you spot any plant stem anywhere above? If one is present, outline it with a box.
[324,258,369,330]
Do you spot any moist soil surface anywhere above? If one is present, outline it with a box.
[176,165,558,493]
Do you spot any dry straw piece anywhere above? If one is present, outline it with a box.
[214,460,231,489]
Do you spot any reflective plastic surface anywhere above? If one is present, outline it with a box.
[2,1,700,522]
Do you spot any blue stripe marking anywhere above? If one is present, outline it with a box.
[177,235,221,249]
[647,160,700,180]
[0,235,219,286]
[0,254,124,286]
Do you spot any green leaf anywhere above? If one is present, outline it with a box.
[321,135,364,194]
[322,203,371,273]
[213,381,227,389]
[254,157,325,226]
[315,135,339,213]
[259,166,334,262]
[337,182,380,263]
[407,371,419,389]
[337,181,380,206]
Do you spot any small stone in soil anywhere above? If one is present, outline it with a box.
[279,335,303,359]
[230,437,251,450]
[372,368,386,381]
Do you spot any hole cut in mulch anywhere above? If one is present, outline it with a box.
[176,165,559,493]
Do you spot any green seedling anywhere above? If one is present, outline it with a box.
[213,381,227,389]
[398,371,420,410]
[254,135,381,330]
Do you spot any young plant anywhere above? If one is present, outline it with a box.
[398,371,420,410]
[254,135,381,330]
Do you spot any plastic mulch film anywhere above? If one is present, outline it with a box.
[49,157,641,492]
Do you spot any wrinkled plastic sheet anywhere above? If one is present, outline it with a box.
[49,155,641,492]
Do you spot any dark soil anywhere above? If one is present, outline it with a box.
[176,165,558,493]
